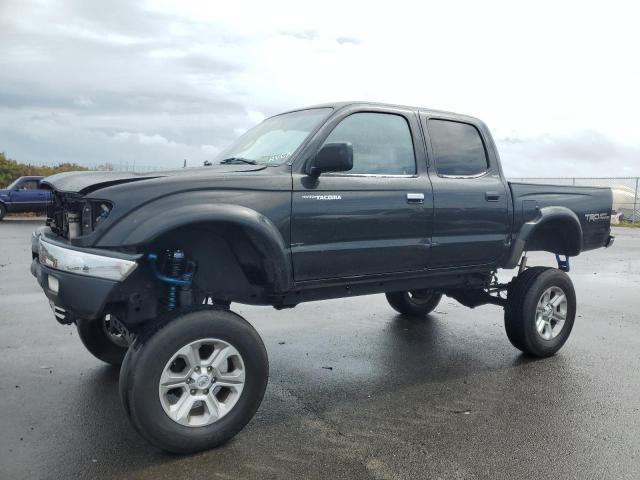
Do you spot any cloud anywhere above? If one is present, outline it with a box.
[278,29,319,41]
[335,36,361,45]
[0,0,638,176]
[497,130,640,178]
[73,96,95,108]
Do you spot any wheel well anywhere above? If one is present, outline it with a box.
[145,222,283,304]
[524,218,581,256]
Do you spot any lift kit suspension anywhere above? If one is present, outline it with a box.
[147,251,196,310]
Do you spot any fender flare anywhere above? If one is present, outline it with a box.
[96,199,292,293]
[504,206,583,269]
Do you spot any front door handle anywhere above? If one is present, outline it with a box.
[485,191,501,201]
[407,193,425,204]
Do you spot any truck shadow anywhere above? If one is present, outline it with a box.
[69,309,570,468]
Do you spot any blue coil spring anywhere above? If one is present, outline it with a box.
[168,285,178,310]
[167,250,185,311]
[147,251,193,311]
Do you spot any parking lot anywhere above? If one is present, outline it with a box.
[0,218,638,479]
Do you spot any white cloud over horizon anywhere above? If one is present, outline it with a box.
[1,0,639,177]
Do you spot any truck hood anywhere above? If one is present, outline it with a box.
[43,164,267,194]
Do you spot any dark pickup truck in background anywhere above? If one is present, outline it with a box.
[30,102,613,453]
[0,175,51,220]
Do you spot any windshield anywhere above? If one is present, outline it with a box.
[214,108,332,166]
[7,178,21,189]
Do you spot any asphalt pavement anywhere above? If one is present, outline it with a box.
[1,218,639,479]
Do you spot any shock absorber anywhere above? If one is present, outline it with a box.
[147,250,196,311]
[167,250,186,311]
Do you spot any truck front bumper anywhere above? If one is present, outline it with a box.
[31,227,139,322]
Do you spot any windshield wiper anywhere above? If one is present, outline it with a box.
[219,157,258,165]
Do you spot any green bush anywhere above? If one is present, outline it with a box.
[0,152,87,187]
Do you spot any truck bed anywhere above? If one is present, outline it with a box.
[509,182,613,253]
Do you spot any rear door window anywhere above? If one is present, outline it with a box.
[428,120,488,176]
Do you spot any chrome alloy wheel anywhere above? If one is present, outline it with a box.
[158,338,246,427]
[535,286,568,340]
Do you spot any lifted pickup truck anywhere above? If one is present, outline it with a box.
[30,102,614,453]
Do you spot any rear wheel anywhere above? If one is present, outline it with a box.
[76,315,128,366]
[504,267,576,357]
[385,289,442,316]
[119,308,268,453]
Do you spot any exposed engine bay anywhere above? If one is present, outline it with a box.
[46,191,112,239]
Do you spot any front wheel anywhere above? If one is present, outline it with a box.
[119,308,268,453]
[385,289,442,316]
[76,315,128,366]
[0,203,6,221]
[504,267,576,357]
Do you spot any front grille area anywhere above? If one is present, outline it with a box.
[46,192,112,239]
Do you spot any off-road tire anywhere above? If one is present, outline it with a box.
[119,308,268,453]
[504,267,576,357]
[385,289,443,317]
[76,316,128,366]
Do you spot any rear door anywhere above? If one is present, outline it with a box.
[291,106,433,281]
[421,114,510,268]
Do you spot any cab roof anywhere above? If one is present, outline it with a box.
[282,101,482,124]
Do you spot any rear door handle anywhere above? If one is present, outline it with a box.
[485,191,501,201]
[407,193,425,204]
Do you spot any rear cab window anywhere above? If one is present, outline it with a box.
[428,119,488,177]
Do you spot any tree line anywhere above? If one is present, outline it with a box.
[0,152,88,187]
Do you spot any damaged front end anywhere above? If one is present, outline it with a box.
[31,224,201,334]
[31,226,142,323]
[33,170,221,333]
[46,191,113,240]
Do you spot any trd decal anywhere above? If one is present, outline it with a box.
[584,213,610,222]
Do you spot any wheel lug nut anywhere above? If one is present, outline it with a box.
[190,389,196,395]
[195,366,200,372]
[207,366,212,372]
[204,389,209,394]
[186,378,192,384]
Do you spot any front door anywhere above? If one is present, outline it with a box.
[9,178,42,212]
[291,108,433,281]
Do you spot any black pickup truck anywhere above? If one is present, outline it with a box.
[30,102,614,453]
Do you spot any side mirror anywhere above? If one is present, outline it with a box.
[307,142,353,176]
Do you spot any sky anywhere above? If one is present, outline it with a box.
[0,0,639,177]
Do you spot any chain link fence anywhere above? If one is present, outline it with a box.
[511,177,640,224]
